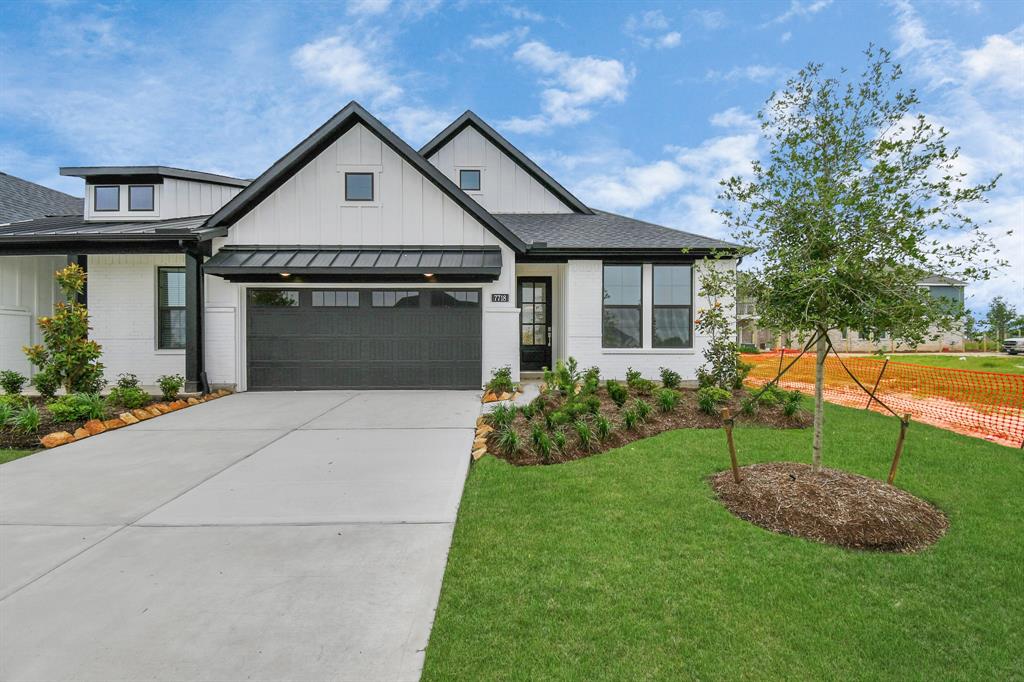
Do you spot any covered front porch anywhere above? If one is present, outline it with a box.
[0,215,221,392]
[514,262,567,376]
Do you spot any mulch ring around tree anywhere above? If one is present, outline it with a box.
[709,462,948,553]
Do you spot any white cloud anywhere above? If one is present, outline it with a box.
[764,0,832,26]
[709,106,759,131]
[889,2,1024,311]
[501,41,632,133]
[470,26,529,49]
[347,0,391,16]
[691,9,727,30]
[576,160,687,212]
[292,35,403,103]
[502,5,545,22]
[780,31,792,43]
[658,32,682,48]
[383,105,455,146]
[625,10,683,49]
[961,27,1024,96]
[706,64,788,83]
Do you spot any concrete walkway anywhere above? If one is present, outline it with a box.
[0,390,479,682]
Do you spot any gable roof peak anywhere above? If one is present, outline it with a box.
[203,102,527,252]
[419,111,593,215]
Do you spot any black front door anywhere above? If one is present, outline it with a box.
[518,277,552,371]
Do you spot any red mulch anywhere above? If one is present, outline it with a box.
[709,462,948,553]
[487,386,811,466]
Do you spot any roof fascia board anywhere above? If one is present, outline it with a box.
[61,166,249,188]
[204,102,528,253]
[419,111,593,215]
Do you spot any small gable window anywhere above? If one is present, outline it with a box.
[345,172,374,201]
[129,185,155,211]
[459,169,481,191]
[94,185,119,211]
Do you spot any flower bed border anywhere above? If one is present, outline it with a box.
[36,389,234,449]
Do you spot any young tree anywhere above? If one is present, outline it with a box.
[23,263,105,395]
[984,296,1018,342]
[718,47,1002,470]
[694,254,748,390]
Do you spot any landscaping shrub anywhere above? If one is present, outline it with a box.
[581,366,601,395]
[0,401,16,427]
[544,409,571,430]
[519,402,536,421]
[23,263,105,394]
[535,431,553,463]
[740,396,758,416]
[486,366,515,395]
[697,386,731,415]
[783,390,803,417]
[107,386,150,410]
[594,414,613,441]
[11,404,40,434]
[633,398,652,422]
[488,403,517,429]
[47,393,105,422]
[659,367,682,389]
[497,426,521,454]
[0,370,27,395]
[0,394,29,411]
[549,358,581,396]
[606,379,628,407]
[626,368,655,396]
[31,370,59,400]
[657,388,680,412]
[622,408,640,431]
[156,374,185,401]
[574,419,595,451]
[530,423,546,448]
[116,373,141,390]
[551,428,567,452]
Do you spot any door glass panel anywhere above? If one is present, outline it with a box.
[521,285,534,303]
[533,303,546,323]
[522,304,534,323]
[534,285,545,303]
[521,327,534,345]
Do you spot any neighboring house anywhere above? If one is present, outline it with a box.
[0,172,85,376]
[0,102,740,391]
[736,275,967,352]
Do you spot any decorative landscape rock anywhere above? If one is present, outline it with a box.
[41,431,74,448]
[26,388,234,450]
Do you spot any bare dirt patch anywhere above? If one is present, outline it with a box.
[709,462,948,553]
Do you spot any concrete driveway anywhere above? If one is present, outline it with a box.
[0,390,479,682]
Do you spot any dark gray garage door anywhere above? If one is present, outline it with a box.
[246,288,482,390]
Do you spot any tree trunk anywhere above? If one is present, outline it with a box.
[812,331,827,471]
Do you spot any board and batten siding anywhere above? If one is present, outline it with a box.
[84,179,241,221]
[425,125,574,214]
[225,123,500,247]
[0,255,66,376]
[562,258,737,381]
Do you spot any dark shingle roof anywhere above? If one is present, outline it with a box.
[0,214,212,241]
[919,274,966,286]
[496,210,742,252]
[0,172,84,223]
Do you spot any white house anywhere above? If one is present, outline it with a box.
[0,102,740,391]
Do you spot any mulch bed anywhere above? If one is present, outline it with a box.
[709,462,948,553]
[485,386,811,467]
[0,395,156,449]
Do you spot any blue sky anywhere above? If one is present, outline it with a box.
[1,0,1021,314]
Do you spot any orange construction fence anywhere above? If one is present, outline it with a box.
[742,352,1024,448]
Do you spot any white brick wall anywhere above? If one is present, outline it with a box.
[88,254,186,385]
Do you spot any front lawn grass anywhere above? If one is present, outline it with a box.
[424,402,1023,681]
[885,353,1024,374]
[0,448,35,465]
